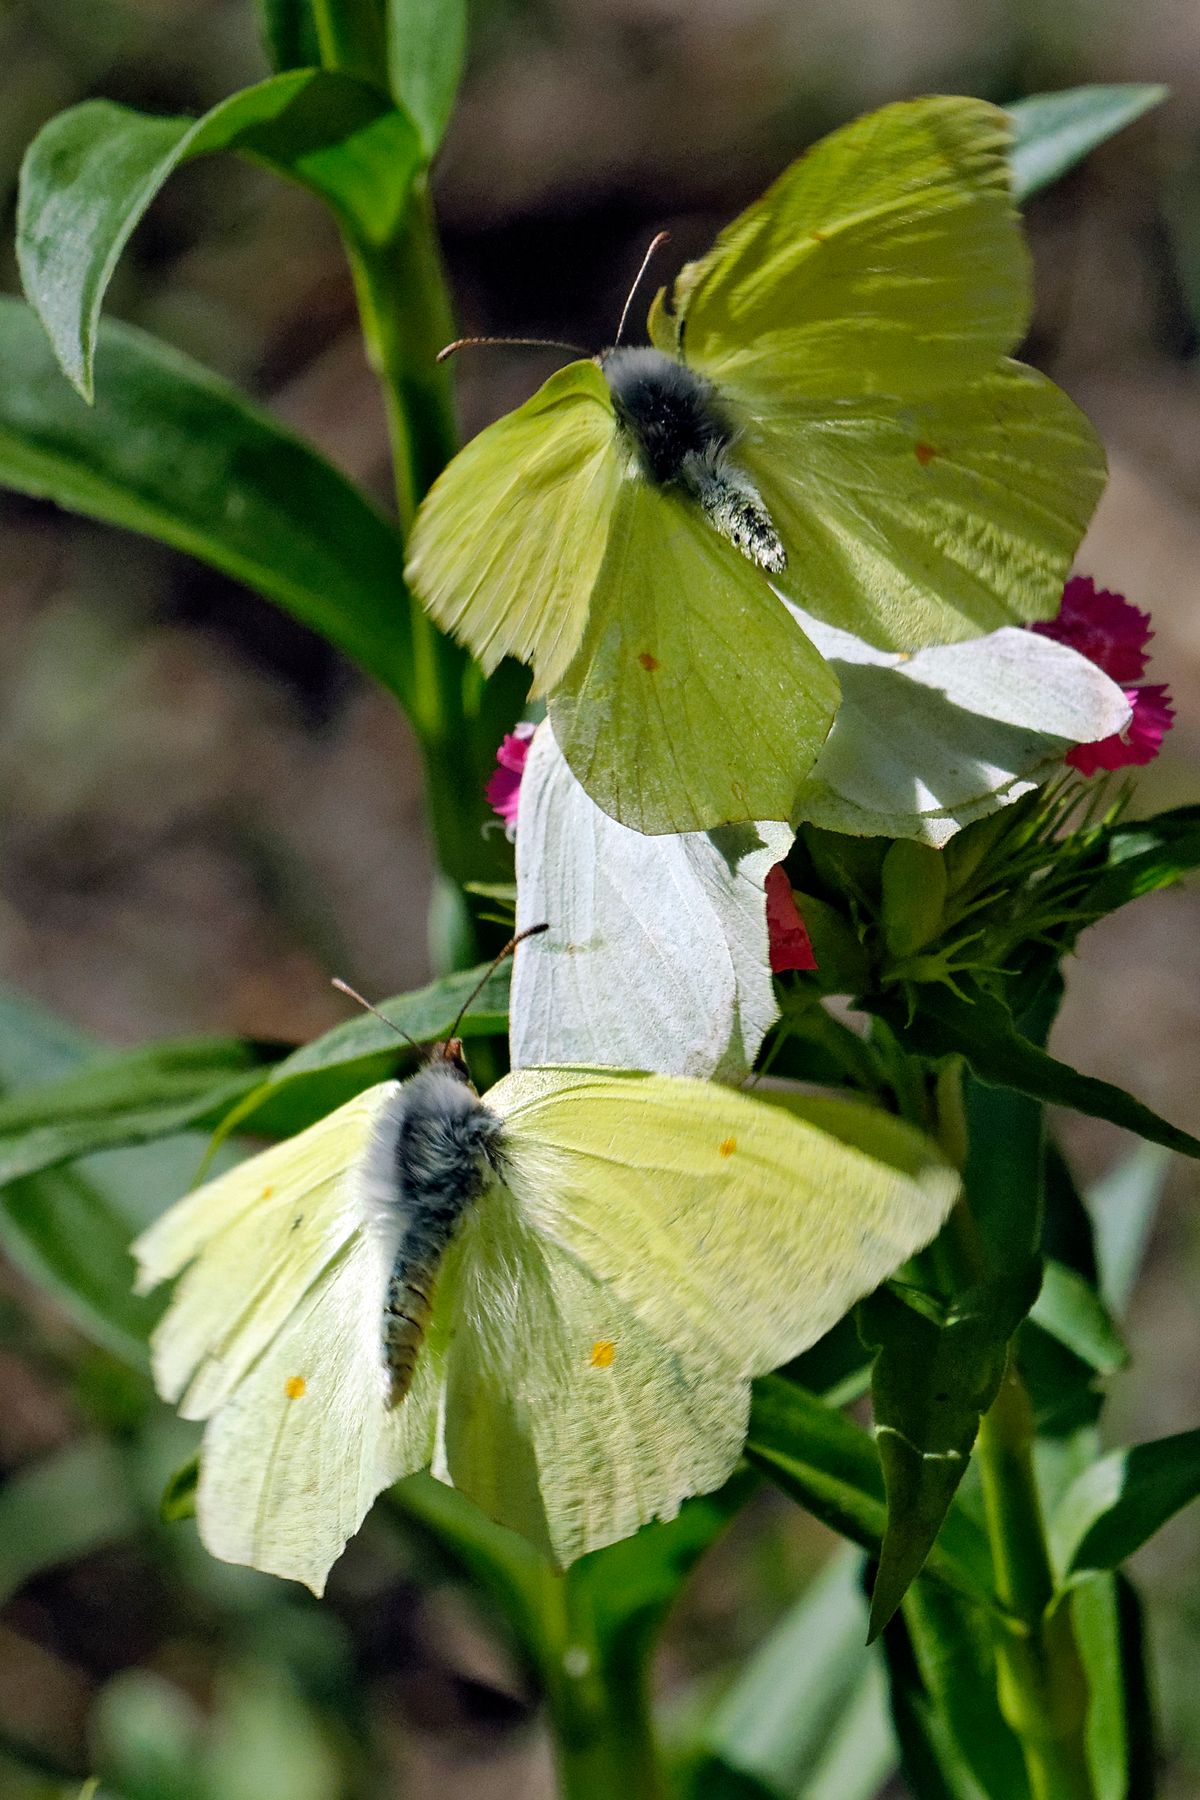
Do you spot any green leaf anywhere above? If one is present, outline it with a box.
[695,1548,895,1800]
[744,1376,995,1612]
[0,985,236,1363]
[0,299,416,707]
[874,985,1200,1159]
[1,1163,162,1365]
[1009,85,1168,202]
[18,74,422,399]
[0,1439,140,1605]
[218,960,512,1140]
[1072,1573,1158,1800]
[256,0,323,70]
[1030,1260,1128,1376]
[387,0,467,156]
[1088,1144,1171,1316]
[861,1280,1027,1640]
[883,1580,1032,1800]
[0,1036,274,1186]
[1051,1430,1200,1579]
[1080,804,1200,919]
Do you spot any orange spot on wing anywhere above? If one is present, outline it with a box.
[914,442,937,466]
[284,1376,306,1400]
[590,1340,616,1368]
[637,651,659,672]
[260,1184,274,1199]
[718,1136,736,1157]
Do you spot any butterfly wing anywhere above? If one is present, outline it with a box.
[734,361,1106,649]
[548,478,840,834]
[404,358,623,694]
[197,1233,441,1593]
[509,722,792,1080]
[435,1182,748,1566]
[437,1070,957,1563]
[651,97,1026,402]
[489,1069,959,1381]
[133,1083,439,1593]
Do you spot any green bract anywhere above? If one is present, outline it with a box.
[407,96,1107,835]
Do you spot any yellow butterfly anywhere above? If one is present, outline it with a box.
[406,97,1105,834]
[135,1037,957,1591]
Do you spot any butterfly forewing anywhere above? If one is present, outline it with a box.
[547,478,840,834]
[734,361,1107,649]
[668,96,1028,403]
[404,358,623,694]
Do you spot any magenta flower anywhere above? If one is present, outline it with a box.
[765,864,817,973]
[486,720,537,837]
[1031,576,1174,774]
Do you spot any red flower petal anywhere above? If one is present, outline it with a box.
[1032,576,1152,682]
[765,863,817,973]
[486,721,536,832]
[1067,684,1175,775]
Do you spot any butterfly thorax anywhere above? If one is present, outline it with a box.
[601,346,785,574]
[361,1056,503,1406]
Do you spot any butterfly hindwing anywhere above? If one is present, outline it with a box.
[489,1069,960,1380]
[734,360,1107,649]
[404,358,623,694]
[653,96,1027,402]
[547,478,840,834]
[437,1180,748,1566]
[197,1232,441,1593]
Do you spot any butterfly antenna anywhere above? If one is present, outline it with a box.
[331,978,424,1056]
[614,230,671,346]
[436,335,588,364]
[447,922,550,1039]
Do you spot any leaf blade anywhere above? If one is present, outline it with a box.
[0,299,415,706]
[1009,86,1168,203]
[17,74,421,398]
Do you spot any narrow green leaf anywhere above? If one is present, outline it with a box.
[1051,1430,1200,1579]
[256,0,322,70]
[874,985,1200,1159]
[1073,1573,1158,1800]
[1088,1144,1171,1316]
[1009,85,1168,202]
[0,986,233,1362]
[387,0,467,156]
[1081,804,1200,918]
[0,1439,139,1605]
[1030,1260,1128,1375]
[745,1377,995,1612]
[1,1164,161,1365]
[861,1281,1026,1639]
[0,300,415,707]
[219,961,512,1139]
[884,1580,1033,1800]
[0,1036,274,1186]
[18,74,421,398]
[697,1548,895,1800]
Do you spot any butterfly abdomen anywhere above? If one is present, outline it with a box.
[602,346,785,574]
[360,1063,503,1405]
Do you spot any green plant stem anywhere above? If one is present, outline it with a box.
[538,1576,669,1800]
[976,1365,1096,1800]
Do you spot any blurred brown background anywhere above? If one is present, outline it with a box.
[0,0,1198,1794]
